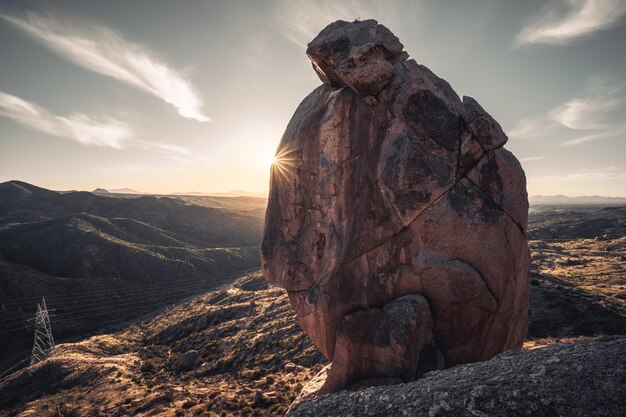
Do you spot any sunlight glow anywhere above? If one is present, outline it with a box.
[269,142,300,184]
[258,151,277,170]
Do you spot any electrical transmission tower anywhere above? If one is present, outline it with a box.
[30,297,55,365]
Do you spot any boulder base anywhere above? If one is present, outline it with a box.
[289,337,626,417]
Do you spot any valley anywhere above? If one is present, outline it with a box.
[0,181,265,373]
[0,201,623,416]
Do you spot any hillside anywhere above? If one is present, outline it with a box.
[0,181,263,245]
[0,257,624,417]
[527,205,626,340]
[89,187,268,219]
[528,205,625,240]
[0,204,624,416]
[170,195,267,219]
[0,272,326,417]
[0,181,264,371]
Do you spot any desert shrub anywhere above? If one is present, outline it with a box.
[182,400,196,409]
[268,404,285,414]
[140,360,155,373]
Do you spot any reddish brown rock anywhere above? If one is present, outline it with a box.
[262,19,530,398]
[322,294,434,394]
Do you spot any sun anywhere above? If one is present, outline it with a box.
[258,150,277,170]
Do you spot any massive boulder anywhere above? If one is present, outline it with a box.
[262,19,530,396]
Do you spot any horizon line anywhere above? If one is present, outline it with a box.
[2,180,626,200]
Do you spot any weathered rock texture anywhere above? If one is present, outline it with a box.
[290,337,626,417]
[262,19,530,395]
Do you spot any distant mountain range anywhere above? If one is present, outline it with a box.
[92,187,143,194]
[106,187,142,194]
[0,180,265,366]
[173,189,268,198]
[92,189,625,204]
[90,186,268,218]
[529,195,626,205]
[93,187,268,198]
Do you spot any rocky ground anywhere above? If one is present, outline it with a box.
[290,336,626,417]
[527,206,626,343]
[0,272,325,417]
[0,206,624,416]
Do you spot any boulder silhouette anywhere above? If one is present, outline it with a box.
[262,19,529,396]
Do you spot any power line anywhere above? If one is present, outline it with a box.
[0,269,258,335]
[0,283,228,335]
[0,284,218,332]
[0,272,230,305]
[0,357,29,381]
[1,276,222,314]
[0,280,229,330]
[0,268,259,320]
[0,267,259,307]
[30,280,231,319]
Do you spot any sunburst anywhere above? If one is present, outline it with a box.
[270,142,299,182]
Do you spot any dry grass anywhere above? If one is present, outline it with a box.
[0,272,326,417]
[522,335,598,350]
[530,237,625,313]
[2,231,624,416]
[528,235,626,339]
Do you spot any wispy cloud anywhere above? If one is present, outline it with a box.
[562,126,626,146]
[516,0,626,45]
[0,90,205,162]
[548,96,618,129]
[0,11,209,122]
[531,166,626,181]
[0,90,132,148]
[519,156,548,162]
[508,77,625,146]
[508,117,558,139]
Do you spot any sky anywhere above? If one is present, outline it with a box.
[0,0,624,196]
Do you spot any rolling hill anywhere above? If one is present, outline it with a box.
[529,195,626,206]
[1,183,624,416]
[0,180,265,371]
[0,262,623,416]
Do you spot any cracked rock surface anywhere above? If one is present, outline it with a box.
[289,337,626,417]
[262,19,530,397]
